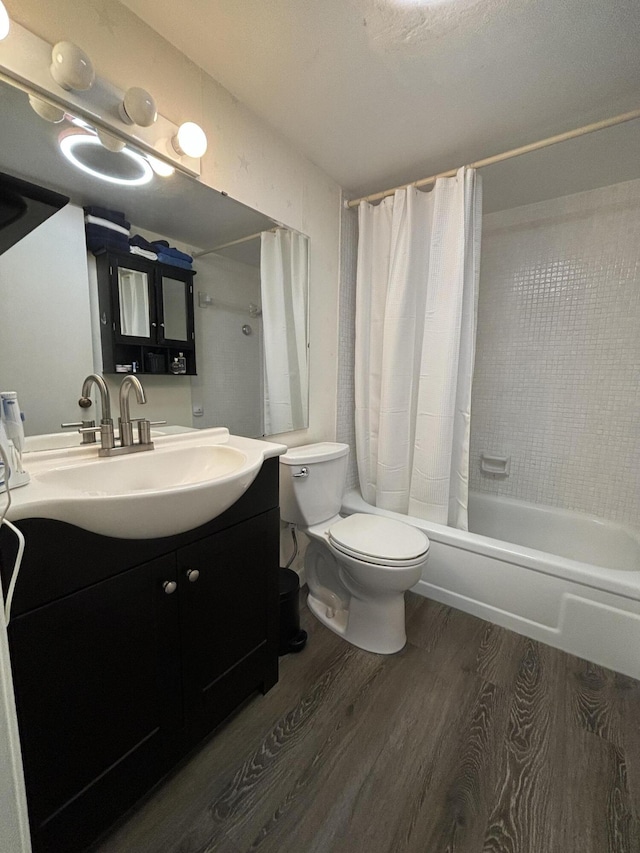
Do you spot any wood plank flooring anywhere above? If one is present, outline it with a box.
[93,593,640,853]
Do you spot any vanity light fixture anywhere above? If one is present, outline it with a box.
[59,132,153,186]
[119,87,157,127]
[50,41,95,91]
[0,1,10,41]
[171,121,208,158]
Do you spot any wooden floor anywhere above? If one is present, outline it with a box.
[94,592,640,853]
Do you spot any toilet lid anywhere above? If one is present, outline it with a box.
[328,513,429,563]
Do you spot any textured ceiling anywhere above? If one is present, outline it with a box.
[119,0,640,196]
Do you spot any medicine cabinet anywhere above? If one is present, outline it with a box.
[95,251,197,375]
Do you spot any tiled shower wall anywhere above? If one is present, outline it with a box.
[337,197,359,489]
[338,178,640,527]
[470,178,640,527]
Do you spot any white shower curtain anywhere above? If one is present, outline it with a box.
[119,269,149,338]
[355,167,482,530]
[260,229,308,435]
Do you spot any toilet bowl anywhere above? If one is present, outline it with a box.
[280,443,429,654]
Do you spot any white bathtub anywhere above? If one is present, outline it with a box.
[341,489,640,679]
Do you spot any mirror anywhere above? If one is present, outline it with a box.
[162,278,188,342]
[0,78,309,444]
[118,267,150,338]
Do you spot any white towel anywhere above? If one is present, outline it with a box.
[84,214,129,236]
[129,246,158,261]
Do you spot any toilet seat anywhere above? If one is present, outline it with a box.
[328,513,429,567]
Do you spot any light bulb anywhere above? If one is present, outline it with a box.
[172,122,207,158]
[97,129,126,152]
[28,95,65,124]
[50,41,95,91]
[0,1,10,41]
[147,154,175,177]
[119,87,157,127]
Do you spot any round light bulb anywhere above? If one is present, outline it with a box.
[0,1,10,41]
[119,87,157,127]
[28,95,65,124]
[172,121,207,158]
[50,41,95,91]
[147,154,175,177]
[97,129,126,152]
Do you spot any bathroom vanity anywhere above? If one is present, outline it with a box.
[0,440,282,853]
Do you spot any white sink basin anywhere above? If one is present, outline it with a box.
[7,428,287,539]
[38,445,246,495]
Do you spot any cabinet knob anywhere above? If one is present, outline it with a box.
[185,568,200,583]
[162,580,177,594]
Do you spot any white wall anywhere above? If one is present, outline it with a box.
[471,177,640,528]
[6,0,342,447]
[0,204,94,434]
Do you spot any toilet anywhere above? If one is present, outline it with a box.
[279,442,429,654]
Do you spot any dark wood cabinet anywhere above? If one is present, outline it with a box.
[9,553,182,853]
[0,460,280,853]
[95,251,197,376]
[179,510,279,745]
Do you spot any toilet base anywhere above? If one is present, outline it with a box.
[307,589,407,655]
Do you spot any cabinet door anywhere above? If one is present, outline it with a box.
[157,268,194,346]
[178,510,279,744]
[112,256,156,344]
[9,554,181,853]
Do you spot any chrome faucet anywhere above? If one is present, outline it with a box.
[81,374,112,423]
[75,374,164,456]
[118,375,149,448]
[76,374,115,451]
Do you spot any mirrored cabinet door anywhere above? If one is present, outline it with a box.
[158,271,194,346]
[161,277,189,342]
[114,262,154,344]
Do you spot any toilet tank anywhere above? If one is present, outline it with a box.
[279,442,349,526]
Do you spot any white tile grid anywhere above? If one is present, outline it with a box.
[337,198,359,488]
[191,253,263,437]
[197,308,263,436]
[470,178,640,528]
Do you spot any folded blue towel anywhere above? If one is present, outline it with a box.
[156,252,193,270]
[151,242,193,263]
[85,223,130,255]
[84,205,127,226]
[129,234,156,252]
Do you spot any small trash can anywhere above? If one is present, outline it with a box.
[279,567,308,656]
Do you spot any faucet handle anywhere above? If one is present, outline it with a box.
[63,420,96,444]
[61,420,94,429]
[130,418,155,446]
[79,423,115,451]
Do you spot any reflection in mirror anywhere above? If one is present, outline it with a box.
[162,278,188,341]
[0,78,309,446]
[118,267,150,338]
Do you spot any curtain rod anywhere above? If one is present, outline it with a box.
[345,107,640,209]
[193,228,277,258]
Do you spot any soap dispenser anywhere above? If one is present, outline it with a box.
[170,353,187,375]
